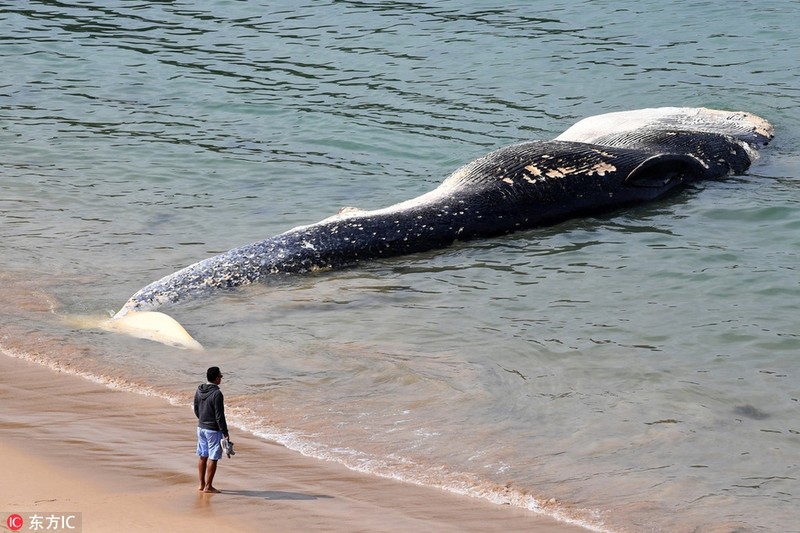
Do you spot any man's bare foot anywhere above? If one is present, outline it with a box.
[198,485,205,492]
[203,486,221,493]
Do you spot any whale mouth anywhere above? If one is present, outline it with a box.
[68,311,204,350]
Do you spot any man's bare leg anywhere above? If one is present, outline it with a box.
[198,456,208,491]
[203,459,220,493]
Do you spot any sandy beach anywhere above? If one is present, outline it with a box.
[0,338,589,533]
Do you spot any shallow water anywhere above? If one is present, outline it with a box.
[2,1,799,531]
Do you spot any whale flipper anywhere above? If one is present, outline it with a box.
[625,154,706,188]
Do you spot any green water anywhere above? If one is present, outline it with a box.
[2,2,799,530]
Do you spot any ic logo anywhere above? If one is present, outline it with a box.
[6,514,24,531]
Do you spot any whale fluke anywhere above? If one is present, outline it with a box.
[102,311,203,350]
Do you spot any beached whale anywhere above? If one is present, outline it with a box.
[108,107,773,348]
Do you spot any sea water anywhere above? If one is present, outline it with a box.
[1,1,799,531]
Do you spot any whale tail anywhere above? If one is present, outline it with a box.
[101,311,204,350]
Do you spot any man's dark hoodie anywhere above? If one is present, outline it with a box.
[194,383,229,437]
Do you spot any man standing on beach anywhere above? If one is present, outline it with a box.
[194,366,229,493]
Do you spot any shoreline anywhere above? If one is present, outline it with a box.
[0,350,592,532]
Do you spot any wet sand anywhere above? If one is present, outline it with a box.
[0,339,590,532]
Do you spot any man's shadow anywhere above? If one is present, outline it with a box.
[220,490,333,501]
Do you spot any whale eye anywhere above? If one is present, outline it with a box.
[625,154,706,188]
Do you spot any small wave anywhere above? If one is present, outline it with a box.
[0,341,185,407]
[1,338,613,531]
[237,414,616,533]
